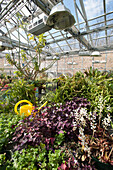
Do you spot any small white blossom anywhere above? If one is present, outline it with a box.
[74,159,78,164]
[107,105,111,111]
[102,114,112,129]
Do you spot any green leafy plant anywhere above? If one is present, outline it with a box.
[6,145,66,170]
[50,68,113,118]
[0,153,6,166]
[10,147,40,170]
[0,78,36,113]
[0,112,23,152]
[47,149,65,170]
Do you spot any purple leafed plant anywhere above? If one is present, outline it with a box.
[11,97,91,151]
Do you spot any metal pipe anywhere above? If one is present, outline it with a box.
[67,26,93,50]
[103,0,108,45]
[0,0,12,17]
[80,24,113,36]
[0,0,20,21]
[79,0,93,45]
[0,1,27,28]
[85,18,113,30]
[74,11,113,26]
[75,2,86,21]
[105,51,107,71]
[31,0,51,15]
[73,0,80,30]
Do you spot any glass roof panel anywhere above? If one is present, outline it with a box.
[64,0,76,19]
[21,6,31,17]
[83,0,104,20]
[106,0,113,13]
[0,0,113,57]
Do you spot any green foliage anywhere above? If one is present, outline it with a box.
[21,49,27,62]
[11,79,35,102]
[0,90,113,169]
[48,149,65,170]
[0,68,113,169]
[50,68,113,117]
[0,79,36,113]
[32,34,46,52]
[54,132,65,146]
[49,72,87,103]
[5,54,16,66]
[0,113,23,152]
[10,147,39,170]
[84,68,113,115]
[0,153,6,166]
[13,70,24,78]
[5,143,65,169]
[0,73,6,79]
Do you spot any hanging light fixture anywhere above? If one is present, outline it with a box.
[46,56,60,60]
[67,62,78,65]
[92,60,106,64]
[91,51,101,57]
[79,51,91,56]
[46,3,75,30]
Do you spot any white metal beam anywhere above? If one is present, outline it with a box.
[103,0,108,45]
[73,0,80,30]
[66,25,93,50]
[80,23,113,36]
[0,0,22,22]
[79,0,93,45]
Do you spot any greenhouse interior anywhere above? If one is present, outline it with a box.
[0,0,113,169]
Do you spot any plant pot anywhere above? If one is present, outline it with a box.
[92,157,113,170]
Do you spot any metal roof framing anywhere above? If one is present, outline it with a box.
[0,0,113,57]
